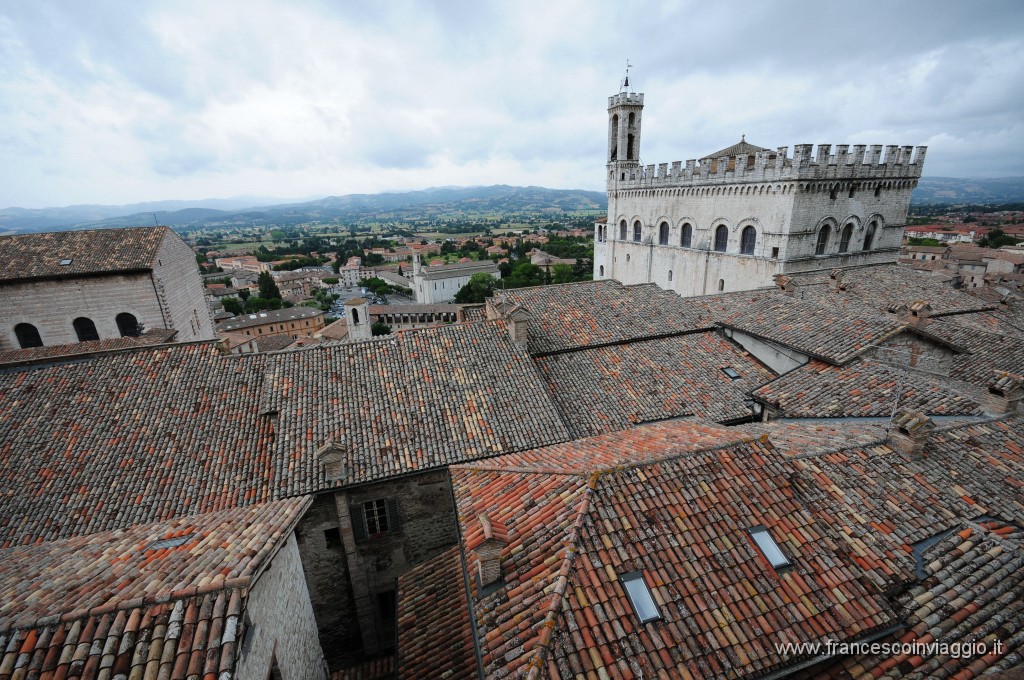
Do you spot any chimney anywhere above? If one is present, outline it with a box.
[506,305,530,348]
[905,300,933,328]
[316,439,347,482]
[889,410,935,455]
[982,371,1023,416]
[774,274,797,296]
[470,514,509,587]
[485,294,513,320]
[828,269,849,292]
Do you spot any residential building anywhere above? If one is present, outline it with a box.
[216,306,325,340]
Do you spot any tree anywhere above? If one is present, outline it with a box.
[221,297,243,315]
[550,264,575,284]
[323,277,339,285]
[397,265,403,277]
[454,273,497,303]
[238,288,251,301]
[371,322,392,336]
[258,271,282,300]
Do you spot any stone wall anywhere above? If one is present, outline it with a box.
[237,533,328,680]
[1,272,166,349]
[295,469,458,668]
[152,231,217,341]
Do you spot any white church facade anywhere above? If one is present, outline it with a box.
[593,85,927,296]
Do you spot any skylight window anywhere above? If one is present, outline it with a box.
[749,527,791,568]
[722,367,742,380]
[58,258,73,266]
[147,533,195,551]
[621,572,661,623]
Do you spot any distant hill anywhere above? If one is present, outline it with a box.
[0,186,607,233]
[911,177,1024,206]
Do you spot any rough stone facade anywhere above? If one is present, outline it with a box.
[1,228,214,349]
[295,469,459,667]
[594,89,926,296]
[237,533,329,680]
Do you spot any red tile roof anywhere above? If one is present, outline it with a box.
[0,329,178,367]
[396,547,477,680]
[0,227,168,283]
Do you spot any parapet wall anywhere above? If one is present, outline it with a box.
[609,143,926,188]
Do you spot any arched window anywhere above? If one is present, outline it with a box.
[718,279,725,292]
[633,221,642,242]
[599,265,605,277]
[610,115,618,161]
[815,225,831,256]
[714,225,728,252]
[14,323,42,349]
[864,221,877,250]
[680,223,692,248]
[658,222,669,245]
[740,226,756,255]
[668,270,673,282]
[839,224,854,253]
[73,317,99,342]
[619,220,627,241]
[352,309,360,324]
[116,312,141,337]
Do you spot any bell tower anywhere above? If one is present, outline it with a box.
[607,63,644,184]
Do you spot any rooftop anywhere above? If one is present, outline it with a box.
[215,305,322,332]
[0,227,168,283]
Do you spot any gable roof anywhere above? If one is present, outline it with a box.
[752,359,983,419]
[0,321,570,547]
[534,331,775,437]
[449,421,897,679]
[0,227,168,283]
[0,497,309,680]
[701,138,772,160]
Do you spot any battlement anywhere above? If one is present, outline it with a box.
[607,143,927,188]
[608,92,644,108]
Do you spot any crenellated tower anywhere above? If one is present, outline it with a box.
[607,71,644,185]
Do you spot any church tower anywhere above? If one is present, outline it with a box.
[607,68,644,185]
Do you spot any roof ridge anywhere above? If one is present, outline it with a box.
[523,473,596,679]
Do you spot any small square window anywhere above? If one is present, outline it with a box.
[722,367,742,380]
[324,527,342,548]
[621,571,661,623]
[749,526,791,568]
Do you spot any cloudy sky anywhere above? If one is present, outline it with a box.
[2,0,1022,209]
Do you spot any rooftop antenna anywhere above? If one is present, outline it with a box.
[620,59,633,92]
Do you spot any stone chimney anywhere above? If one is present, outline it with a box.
[905,300,933,328]
[828,269,850,292]
[774,274,797,296]
[889,410,935,455]
[485,294,513,321]
[316,439,347,482]
[470,514,509,587]
[507,305,530,348]
[982,371,1023,416]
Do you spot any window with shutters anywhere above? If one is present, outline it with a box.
[351,497,401,540]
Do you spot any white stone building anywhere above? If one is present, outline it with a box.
[411,255,500,303]
[594,84,927,295]
[0,226,216,350]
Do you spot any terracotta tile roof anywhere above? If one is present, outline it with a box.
[717,295,907,365]
[927,317,1024,384]
[740,419,891,457]
[0,497,308,680]
[797,519,1024,679]
[450,421,897,679]
[0,227,168,283]
[503,280,716,354]
[0,321,570,547]
[791,265,995,318]
[534,331,775,437]
[215,306,322,332]
[253,333,299,352]
[787,417,1024,590]
[752,359,983,418]
[396,547,476,680]
[316,317,350,340]
[0,329,177,367]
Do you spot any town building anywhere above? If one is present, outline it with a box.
[410,255,499,303]
[215,254,273,273]
[0,226,215,350]
[594,83,926,296]
[215,306,325,340]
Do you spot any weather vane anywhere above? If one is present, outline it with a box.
[621,59,634,92]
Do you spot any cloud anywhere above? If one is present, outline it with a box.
[1,0,1022,208]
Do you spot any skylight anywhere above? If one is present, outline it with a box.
[722,367,742,380]
[58,258,73,266]
[147,533,196,551]
[621,572,661,623]
[749,527,791,568]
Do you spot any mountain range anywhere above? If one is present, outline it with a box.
[2,178,1022,234]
